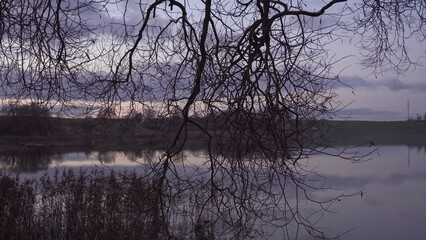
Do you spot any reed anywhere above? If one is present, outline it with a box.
[0,169,161,240]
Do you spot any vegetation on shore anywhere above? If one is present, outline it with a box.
[0,169,211,240]
[326,120,426,146]
[1,113,426,152]
[0,114,208,153]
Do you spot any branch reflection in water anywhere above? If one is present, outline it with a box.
[2,145,426,239]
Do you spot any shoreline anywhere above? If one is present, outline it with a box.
[1,120,426,154]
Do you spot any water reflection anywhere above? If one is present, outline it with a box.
[305,145,426,240]
[1,145,426,239]
[411,144,426,153]
[0,146,158,173]
[0,144,214,174]
[97,151,117,164]
[0,147,62,173]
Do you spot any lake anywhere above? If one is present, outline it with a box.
[1,145,425,239]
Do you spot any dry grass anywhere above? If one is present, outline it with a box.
[0,169,161,240]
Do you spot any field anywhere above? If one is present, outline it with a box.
[326,120,426,146]
[1,115,426,154]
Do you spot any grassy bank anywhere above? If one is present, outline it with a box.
[2,116,426,151]
[326,120,426,146]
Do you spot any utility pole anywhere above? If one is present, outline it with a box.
[407,100,410,120]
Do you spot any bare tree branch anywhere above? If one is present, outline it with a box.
[0,0,424,238]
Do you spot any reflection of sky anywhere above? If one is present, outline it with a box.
[301,146,426,240]
[2,145,426,239]
[16,150,210,177]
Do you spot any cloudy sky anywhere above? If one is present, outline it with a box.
[331,38,426,121]
[3,1,424,121]
[102,1,426,122]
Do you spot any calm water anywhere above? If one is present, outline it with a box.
[1,145,426,239]
[304,146,426,240]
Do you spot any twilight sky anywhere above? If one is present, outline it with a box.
[332,38,426,121]
[3,1,424,121]
[102,1,426,121]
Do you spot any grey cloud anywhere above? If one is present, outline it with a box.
[337,75,375,89]
[337,108,399,116]
[376,78,426,92]
[335,108,404,121]
[338,75,426,92]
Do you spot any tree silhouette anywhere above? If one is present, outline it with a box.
[0,0,424,238]
[0,102,52,136]
[97,106,118,119]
